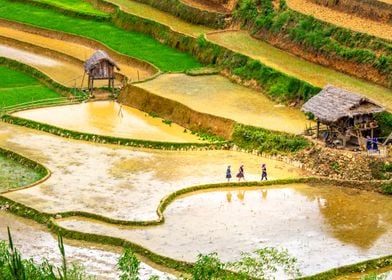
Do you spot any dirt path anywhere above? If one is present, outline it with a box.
[0,124,304,222]
[135,73,311,134]
[105,0,212,37]
[0,26,154,82]
[207,31,392,111]
[13,101,204,143]
[287,0,392,41]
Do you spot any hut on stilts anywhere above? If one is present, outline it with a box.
[302,85,384,150]
[82,50,120,95]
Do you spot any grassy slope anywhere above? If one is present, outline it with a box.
[0,66,61,107]
[34,0,109,16]
[0,0,202,72]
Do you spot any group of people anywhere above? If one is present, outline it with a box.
[225,164,268,182]
[366,136,379,153]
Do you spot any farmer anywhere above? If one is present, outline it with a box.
[366,136,372,152]
[236,164,245,182]
[261,163,268,181]
[226,165,232,182]
[373,137,379,153]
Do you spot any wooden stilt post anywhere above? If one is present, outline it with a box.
[81,72,86,90]
[316,121,320,138]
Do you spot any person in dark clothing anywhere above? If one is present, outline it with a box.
[226,165,232,182]
[261,163,268,181]
[366,136,372,152]
[373,137,379,153]
[236,164,245,182]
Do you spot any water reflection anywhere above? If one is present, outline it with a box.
[296,186,389,249]
[58,184,392,276]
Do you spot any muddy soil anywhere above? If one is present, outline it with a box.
[0,124,305,221]
[58,183,392,276]
[287,0,392,41]
[13,101,204,143]
[0,211,174,279]
[134,73,310,134]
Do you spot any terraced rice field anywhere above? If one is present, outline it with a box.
[0,212,175,279]
[0,25,156,82]
[1,123,304,221]
[57,183,392,276]
[33,0,109,16]
[13,101,204,142]
[105,0,212,37]
[0,0,201,72]
[135,73,311,134]
[207,31,392,111]
[286,0,392,41]
[0,66,61,107]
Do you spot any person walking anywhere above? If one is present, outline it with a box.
[373,137,379,153]
[226,165,232,182]
[261,163,268,181]
[236,164,245,182]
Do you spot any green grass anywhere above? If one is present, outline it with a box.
[0,0,202,71]
[0,66,61,107]
[0,154,42,191]
[34,0,109,16]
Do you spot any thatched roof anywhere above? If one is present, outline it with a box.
[84,50,120,72]
[301,85,384,123]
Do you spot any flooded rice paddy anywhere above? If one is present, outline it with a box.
[0,123,304,221]
[105,0,212,37]
[13,101,203,143]
[0,152,42,191]
[136,74,310,134]
[207,31,392,111]
[0,26,154,81]
[0,211,175,279]
[58,183,392,277]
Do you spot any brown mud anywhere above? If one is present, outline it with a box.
[287,0,392,40]
[306,0,392,24]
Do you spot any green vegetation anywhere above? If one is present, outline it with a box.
[0,0,201,72]
[0,66,61,108]
[32,0,109,16]
[0,148,46,191]
[234,0,392,87]
[0,229,92,279]
[232,124,310,153]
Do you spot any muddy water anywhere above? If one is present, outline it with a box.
[0,26,152,81]
[136,74,310,134]
[13,101,203,142]
[0,44,119,88]
[287,0,392,41]
[0,123,304,221]
[0,211,175,279]
[58,184,392,277]
[106,0,212,37]
[0,153,41,191]
[207,31,392,111]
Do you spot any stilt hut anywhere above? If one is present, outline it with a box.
[301,85,384,149]
[83,50,120,94]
